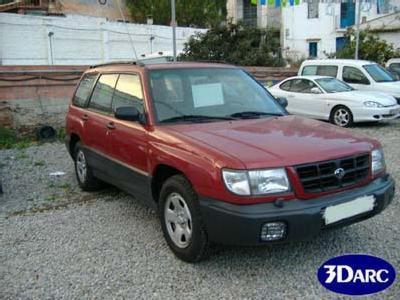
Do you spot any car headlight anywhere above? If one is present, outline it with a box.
[222,168,290,196]
[364,101,384,108]
[371,148,385,175]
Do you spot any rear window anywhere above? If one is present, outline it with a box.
[302,65,338,77]
[73,74,97,107]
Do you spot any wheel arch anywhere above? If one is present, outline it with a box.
[151,164,189,203]
[69,133,81,159]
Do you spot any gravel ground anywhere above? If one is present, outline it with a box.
[0,120,399,299]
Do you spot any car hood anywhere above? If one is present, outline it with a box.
[374,81,400,96]
[339,90,397,106]
[163,116,378,169]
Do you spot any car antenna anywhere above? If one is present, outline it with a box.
[114,0,139,63]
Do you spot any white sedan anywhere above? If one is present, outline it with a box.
[268,76,400,127]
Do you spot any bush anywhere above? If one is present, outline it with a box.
[179,22,285,67]
[333,29,400,65]
[0,126,34,149]
[0,126,17,149]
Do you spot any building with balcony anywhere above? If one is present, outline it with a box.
[282,0,400,61]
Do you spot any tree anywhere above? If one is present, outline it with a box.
[126,0,226,28]
[179,22,285,67]
[333,29,400,64]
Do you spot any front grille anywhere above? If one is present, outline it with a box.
[295,154,370,193]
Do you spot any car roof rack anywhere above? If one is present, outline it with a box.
[89,60,144,68]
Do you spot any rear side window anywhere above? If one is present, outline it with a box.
[302,66,317,75]
[290,79,318,93]
[88,74,119,114]
[302,65,338,77]
[73,74,97,107]
[342,66,370,85]
[280,80,292,91]
[317,66,338,77]
[112,74,144,114]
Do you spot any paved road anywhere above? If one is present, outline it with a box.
[1,121,399,299]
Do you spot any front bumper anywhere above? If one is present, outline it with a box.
[199,174,395,245]
[353,105,400,122]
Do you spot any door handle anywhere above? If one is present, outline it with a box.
[81,114,89,121]
[107,122,116,130]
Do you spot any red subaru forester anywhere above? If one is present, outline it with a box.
[65,62,395,262]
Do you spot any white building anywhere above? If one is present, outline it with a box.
[282,0,400,61]
[226,0,281,29]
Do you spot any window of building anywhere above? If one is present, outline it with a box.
[309,42,318,58]
[342,66,370,85]
[88,74,119,114]
[308,0,319,19]
[73,74,97,108]
[377,0,390,14]
[243,0,257,27]
[340,1,356,28]
[112,74,144,114]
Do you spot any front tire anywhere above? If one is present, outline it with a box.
[330,106,353,127]
[159,175,209,263]
[74,142,103,191]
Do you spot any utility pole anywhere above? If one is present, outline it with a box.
[171,0,177,61]
[355,0,362,60]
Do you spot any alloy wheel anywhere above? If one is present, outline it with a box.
[164,192,193,248]
[334,108,350,127]
[76,150,87,183]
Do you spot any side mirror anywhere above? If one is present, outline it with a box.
[276,97,288,108]
[115,106,140,121]
[310,87,321,94]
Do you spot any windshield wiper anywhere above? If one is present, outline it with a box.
[229,111,283,119]
[160,115,235,123]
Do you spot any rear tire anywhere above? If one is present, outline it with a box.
[159,175,209,263]
[330,106,353,127]
[73,142,103,191]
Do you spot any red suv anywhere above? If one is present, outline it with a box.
[66,62,395,262]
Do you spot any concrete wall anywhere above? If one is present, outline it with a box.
[282,1,400,61]
[0,65,85,135]
[0,13,206,65]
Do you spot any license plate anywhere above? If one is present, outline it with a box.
[390,108,400,115]
[323,195,375,225]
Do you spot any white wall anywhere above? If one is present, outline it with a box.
[282,1,400,61]
[0,13,206,65]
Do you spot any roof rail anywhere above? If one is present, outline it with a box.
[89,60,143,69]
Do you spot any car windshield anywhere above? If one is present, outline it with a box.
[149,68,285,123]
[363,64,396,82]
[315,77,354,93]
